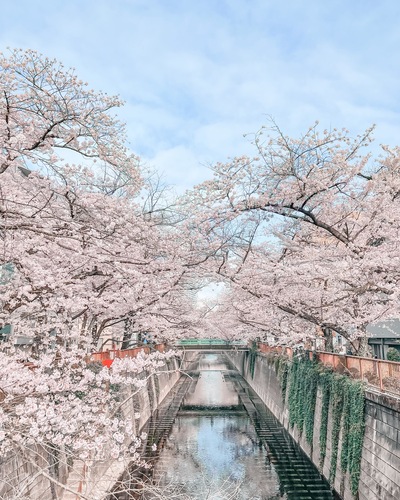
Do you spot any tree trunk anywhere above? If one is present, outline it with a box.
[323,328,333,352]
[355,335,371,357]
[122,317,135,349]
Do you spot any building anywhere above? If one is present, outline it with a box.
[367,319,400,359]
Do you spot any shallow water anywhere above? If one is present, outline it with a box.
[150,353,334,500]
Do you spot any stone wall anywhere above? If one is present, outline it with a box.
[0,355,185,500]
[361,392,400,500]
[227,351,400,500]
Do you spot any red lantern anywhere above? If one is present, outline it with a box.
[102,359,114,368]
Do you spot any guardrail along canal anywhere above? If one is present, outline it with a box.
[140,353,335,499]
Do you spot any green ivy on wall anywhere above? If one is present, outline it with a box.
[287,357,319,445]
[304,362,319,445]
[318,370,331,468]
[329,374,346,483]
[342,378,365,495]
[272,353,365,496]
[248,341,258,378]
[288,357,303,429]
[277,356,289,402]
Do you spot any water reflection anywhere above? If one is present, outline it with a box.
[184,371,239,407]
[153,415,281,499]
[197,353,228,372]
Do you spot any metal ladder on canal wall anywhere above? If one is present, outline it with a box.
[224,371,335,499]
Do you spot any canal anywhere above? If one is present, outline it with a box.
[144,354,334,500]
[113,353,336,499]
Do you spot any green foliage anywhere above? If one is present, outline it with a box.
[340,380,351,474]
[287,357,318,445]
[329,375,345,483]
[274,355,281,373]
[319,371,331,468]
[248,342,258,378]
[344,381,365,495]
[273,354,365,496]
[304,362,319,444]
[288,357,300,428]
[278,357,290,402]
[328,375,365,493]
[249,351,256,378]
[387,347,400,362]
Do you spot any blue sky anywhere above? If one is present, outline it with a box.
[2,0,400,191]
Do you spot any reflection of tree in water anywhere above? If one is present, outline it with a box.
[220,420,281,499]
[223,420,263,459]
[151,415,281,500]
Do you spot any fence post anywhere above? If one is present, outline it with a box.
[377,360,384,391]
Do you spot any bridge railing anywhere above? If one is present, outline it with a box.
[173,339,248,350]
[175,339,247,347]
[258,343,400,395]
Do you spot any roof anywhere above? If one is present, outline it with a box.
[366,319,400,339]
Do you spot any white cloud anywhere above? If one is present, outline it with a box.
[146,145,207,192]
[0,0,400,190]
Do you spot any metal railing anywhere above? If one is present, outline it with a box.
[258,343,400,395]
[175,339,247,347]
[258,344,294,358]
[91,343,166,364]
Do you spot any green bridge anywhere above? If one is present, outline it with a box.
[174,339,249,350]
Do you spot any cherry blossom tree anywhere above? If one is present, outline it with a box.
[0,48,141,191]
[0,347,179,498]
[0,48,208,349]
[0,49,202,497]
[183,121,400,352]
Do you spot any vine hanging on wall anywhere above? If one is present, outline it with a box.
[248,341,258,379]
[318,370,331,469]
[286,357,319,445]
[272,353,365,496]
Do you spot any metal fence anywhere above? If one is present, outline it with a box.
[175,339,247,347]
[91,343,166,364]
[258,343,400,395]
[258,343,294,359]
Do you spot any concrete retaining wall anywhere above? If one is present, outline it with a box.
[227,351,400,500]
[0,444,70,500]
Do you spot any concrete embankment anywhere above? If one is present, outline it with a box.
[226,350,400,500]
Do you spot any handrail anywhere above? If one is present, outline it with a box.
[258,343,400,396]
[91,343,166,364]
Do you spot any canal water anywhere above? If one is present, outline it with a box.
[146,353,335,500]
